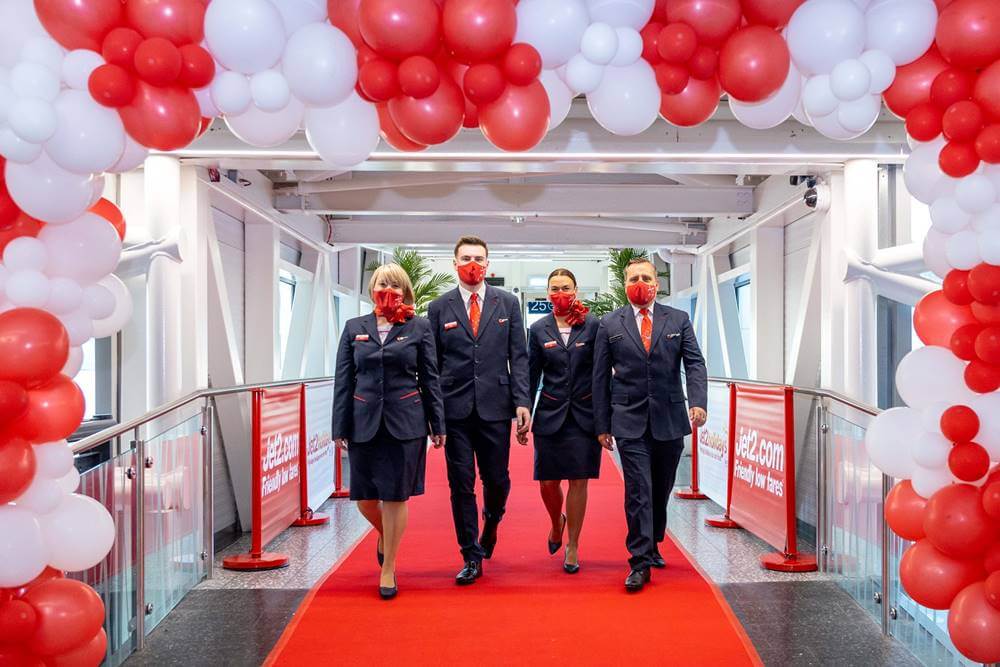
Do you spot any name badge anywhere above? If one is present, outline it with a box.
[444,321,459,330]
[575,342,587,347]
[544,340,558,349]
[396,336,408,342]
[354,334,370,341]
[498,318,509,325]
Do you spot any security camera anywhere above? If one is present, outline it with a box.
[803,184,831,212]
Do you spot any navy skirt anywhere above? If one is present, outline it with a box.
[533,412,602,481]
[348,423,427,501]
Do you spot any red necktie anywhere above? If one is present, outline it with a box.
[469,293,480,337]
[640,308,652,354]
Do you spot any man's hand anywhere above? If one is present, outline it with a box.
[597,433,614,451]
[516,432,529,446]
[689,407,707,428]
[431,434,446,449]
[515,407,531,435]
[334,438,349,450]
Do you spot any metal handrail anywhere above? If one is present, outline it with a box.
[707,376,880,417]
[72,375,335,454]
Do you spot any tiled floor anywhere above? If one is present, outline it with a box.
[126,454,922,667]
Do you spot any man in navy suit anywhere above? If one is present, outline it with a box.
[427,236,531,585]
[592,258,707,592]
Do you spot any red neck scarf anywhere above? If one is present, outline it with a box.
[551,293,589,326]
[373,290,414,324]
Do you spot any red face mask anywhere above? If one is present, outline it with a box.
[626,281,657,307]
[549,292,576,316]
[373,289,413,323]
[457,261,486,285]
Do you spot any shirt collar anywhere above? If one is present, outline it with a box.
[632,303,653,317]
[459,283,486,305]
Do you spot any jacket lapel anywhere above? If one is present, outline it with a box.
[620,307,646,356]
[360,313,381,346]
[566,319,587,348]
[382,316,409,346]
[651,303,670,351]
[477,286,500,339]
[543,314,565,348]
[447,288,474,338]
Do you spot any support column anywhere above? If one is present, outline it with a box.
[244,221,280,382]
[842,161,879,406]
[750,226,784,382]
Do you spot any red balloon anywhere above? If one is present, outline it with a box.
[46,628,108,667]
[0,437,35,504]
[943,100,985,143]
[0,645,43,667]
[950,442,992,481]
[977,125,1000,163]
[478,80,549,152]
[388,76,465,145]
[884,47,950,118]
[359,0,442,61]
[503,43,542,87]
[462,96,480,128]
[660,74,721,127]
[0,381,28,428]
[931,68,977,110]
[376,103,427,151]
[666,0,742,48]
[987,571,1000,608]
[101,28,144,69]
[913,290,979,347]
[88,198,126,241]
[900,539,985,609]
[740,0,804,28]
[35,0,124,52]
[0,309,69,387]
[940,141,981,178]
[687,46,719,80]
[885,480,928,541]
[945,269,974,305]
[124,0,206,46]
[655,62,690,95]
[17,375,86,443]
[10,569,63,600]
[973,301,1000,324]
[89,65,137,108]
[196,116,212,139]
[952,323,985,360]
[0,162,19,229]
[936,0,1000,70]
[948,582,1000,663]
[718,25,789,103]
[976,326,1000,364]
[463,63,505,106]
[0,212,43,256]
[941,405,981,443]
[22,579,104,657]
[0,599,37,638]
[134,38,182,87]
[178,45,215,89]
[641,21,665,64]
[966,359,1000,393]
[329,0,364,48]
[983,482,1000,519]
[987,541,1000,572]
[906,103,943,142]
[975,62,1000,122]
[359,59,401,102]
[925,483,1000,558]
[657,23,698,64]
[119,81,201,151]
[398,56,440,99]
[969,263,1000,305]
[442,0,516,64]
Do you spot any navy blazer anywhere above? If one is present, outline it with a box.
[332,313,445,443]
[528,314,598,436]
[592,303,707,441]
[426,286,530,421]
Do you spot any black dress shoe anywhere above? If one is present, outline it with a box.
[379,576,397,600]
[481,521,499,559]
[651,550,666,569]
[455,560,483,585]
[624,568,651,592]
[548,514,567,555]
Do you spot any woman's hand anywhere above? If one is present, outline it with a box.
[334,438,349,450]
[431,434,446,449]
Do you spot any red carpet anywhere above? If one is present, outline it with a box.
[266,439,761,666]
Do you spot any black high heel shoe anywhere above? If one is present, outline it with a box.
[547,514,566,555]
[563,559,580,574]
[379,575,397,600]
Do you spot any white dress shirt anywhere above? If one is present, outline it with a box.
[459,283,487,317]
[631,303,654,329]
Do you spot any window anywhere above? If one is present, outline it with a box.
[71,336,116,443]
[877,296,915,409]
[278,270,296,363]
[734,274,753,365]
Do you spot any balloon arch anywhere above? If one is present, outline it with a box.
[1,0,1000,663]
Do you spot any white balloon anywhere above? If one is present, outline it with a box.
[859,49,896,93]
[91,274,131,339]
[46,89,126,174]
[586,61,659,136]
[84,283,115,319]
[11,61,59,101]
[34,441,74,479]
[912,431,951,468]
[210,71,253,115]
[586,0,655,29]
[3,236,46,271]
[787,0,867,76]
[0,0,48,69]
[250,70,291,112]
[904,140,954,204]
[0,80,14,125]
[896,345,976,409]
[269,0,327,35]
[514,0,591,69]
[922,228,953,278]
[610,27,643,67]
[0,506,47,587]
[194,85,221,118]
[8,97,56,144]
[864,406,920,479]
[5,152,102,223]
[930,196,972,234]
[945,230,982,270]
[38,213,122,283]
[304,93,379,167]
[980,227,1000,265]
[61,49,103,90]
[911,464,953,498]
[5,269,49,307]
[21,37,64,73]
[539,70,573,131]
[865,0,938,66]
[971,392,1000,460]
[0,126,42,163]
[15,475,64,515]
[730,62,804,130]
[919,402,949,434]
[830,59,871,102]
[41,494,115,572]
[954,174,997,214]
[809,106,864,139]
[56,467,80,494]
[282,23,357,108]
[581,23,619,66]
[59,307,93,346]
[836,94,880,133]
[204,0,286,74]
[108,134,148,174]
[226,97,304,148]
[565,54,604,94]
[973,204,1000,233]
[803,75,839,119]
[62,345,83,377]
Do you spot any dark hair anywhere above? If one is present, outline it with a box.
[454,236,489,257]
[624,257,656,278]
[547,268,577,287]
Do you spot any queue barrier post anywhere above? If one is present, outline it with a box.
[705,383,741,529]
[331,440,350,499]
[675,423,708,500]
[293,385,329,527]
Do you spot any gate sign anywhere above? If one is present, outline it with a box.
[303,381,335,513]
[257,385,302,550]
[696,382,731,508]
[727,384,792,552]
[528,300,553,314]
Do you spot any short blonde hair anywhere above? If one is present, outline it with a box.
[369,263,415,305]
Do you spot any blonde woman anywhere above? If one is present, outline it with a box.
[333,263,446,599]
